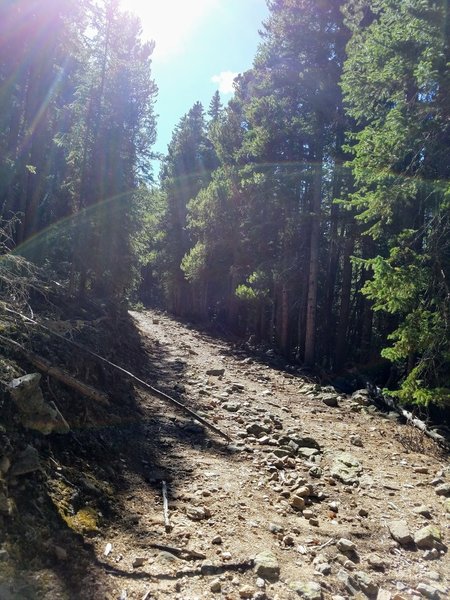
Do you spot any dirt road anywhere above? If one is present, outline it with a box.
[77,310,450,599]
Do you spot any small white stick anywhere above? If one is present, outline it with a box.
[162,480,171,532]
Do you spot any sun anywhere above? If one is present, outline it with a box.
[122,0,218,61]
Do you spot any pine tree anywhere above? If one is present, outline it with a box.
[342,0,450,405]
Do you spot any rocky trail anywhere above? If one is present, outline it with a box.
[2,309,450,600]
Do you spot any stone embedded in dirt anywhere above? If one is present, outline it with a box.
[414,525,442,549]
[283,535,295,546]
[10,445,41,476]
[328,501,339,512]
[247,422,270,437]
[309,466,323,478]
[253,550,280,581]
[353,571,379,598]
[238,585,255,598]
[291,495,306,511]
[0,488,12,516]
[337,538,356,554]
[186,506,211,520]
[268,522,284,534]
[132,557,146,568]
[388,520,413,546]
[211,535,222,545]
[223,402,240,413]
[8,373,70,435]
[416,583,440,599]
[0,456,10,475]
[314,561,332,576]
[289,580,323,599]
[350,434,364,447]
[210,579,221,593]
[423,549,440,561]
[359,507,369,517]
[413,505,432,518]
[54,546,68,561]
[330,452,362,485]
[351,389,371,406]
[294,486,311,498]
[206,368,225,377]
[367,553,386,571]
[322,394,339,407]
[435,483,450,497]
[414,466,429,474]
[298,447,320,459]
[377,590,392,600]
[337,569,378,598]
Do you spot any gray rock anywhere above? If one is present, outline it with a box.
[281,435,320,450]
[223,402,240,412]
[423,549,440,560]
[8,373,70,435]
[0,489,12,516]
[206,368,225,377]
[0,456,10,475]
[289,581,322,599]
[350,434,364,447]
[417,583,440,599]
[337,538,356,554]
[330,452,362,485]
[268,522,284,534]
[367,553,386,571]
[210,579,221,593]
[315,563,331,576]
[253,550,280,581]
[337,568,378,598]
[413,505,432,518]
[309,466,323,478]
[291,495,306,510]
[376,590,392,600]
[322,394,339,408]
[354,571,378,598]
[435,483,450,497]
[238,585,254,598]
[298,447,320,459]
[132,557,146,568]
[247,423,269,437]
[351,390,371,406]
[10,445,40,476]
[388,520,413,546]
[414,525,442,549]
[186,506,211,520]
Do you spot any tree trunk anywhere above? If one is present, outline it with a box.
[334,229,355,370]
[304,142,323,366]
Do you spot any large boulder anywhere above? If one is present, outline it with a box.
[8,373,69,435]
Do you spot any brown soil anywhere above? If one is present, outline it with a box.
[1,309,449,600]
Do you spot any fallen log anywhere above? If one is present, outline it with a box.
[4,308,232,442]
[0,334,110,406]
[371,386,450,450]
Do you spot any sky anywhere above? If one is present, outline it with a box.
[121,0,269,161]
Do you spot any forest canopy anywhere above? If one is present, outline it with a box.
[1,0,449,408]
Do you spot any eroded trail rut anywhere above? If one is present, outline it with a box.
[87,310,449,600]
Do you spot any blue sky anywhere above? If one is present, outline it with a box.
[123,0,269,160]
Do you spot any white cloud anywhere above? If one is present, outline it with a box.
[211,71,238,94]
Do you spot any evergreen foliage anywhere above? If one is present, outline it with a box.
[1,0,448,408]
